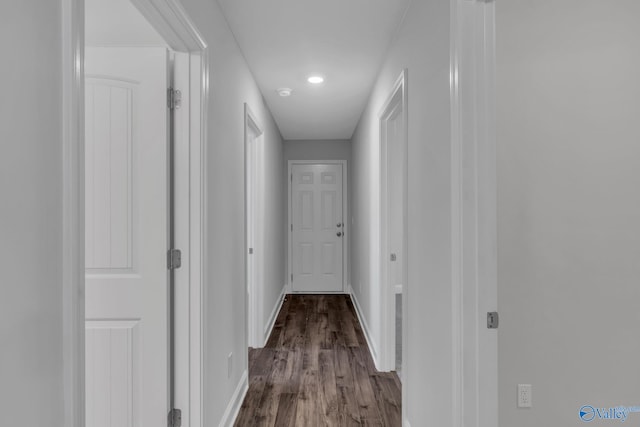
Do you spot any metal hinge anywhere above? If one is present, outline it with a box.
[249,248,253,255]
[169,408,182,427]
[167,88,182,110]
[290,174,292,182]
[487,312,499,329]
[291,224,293,231]
[168,249,182,270]
[291,273,293,282]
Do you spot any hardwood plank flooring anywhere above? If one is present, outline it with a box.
[234,294,401,427]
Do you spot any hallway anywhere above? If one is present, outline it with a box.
[235,295,401,426]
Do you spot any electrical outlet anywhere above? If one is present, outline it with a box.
[227,352,233,378]
[518,384,532,408]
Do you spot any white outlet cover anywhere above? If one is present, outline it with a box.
[518,384,532,408]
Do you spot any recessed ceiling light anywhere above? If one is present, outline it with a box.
[277,88,293,97]
[307,75,324,84]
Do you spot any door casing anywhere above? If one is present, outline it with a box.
[450,0,498,426]
[287,160,349,294]
[244,104,265,348]
[379,69,408,380]
[61,1,208,426]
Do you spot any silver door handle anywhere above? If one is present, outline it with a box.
[337,232,342,237]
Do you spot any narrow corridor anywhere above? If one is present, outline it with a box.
[235,295,401,426]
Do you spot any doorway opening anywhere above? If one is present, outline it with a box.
[245,104,265,348]
[79,0,207,425]
[380,70,408,381]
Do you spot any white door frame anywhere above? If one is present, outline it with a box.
[287,160,349,294]
[450,0,498,427]
[379,69,408,377]
[62,1,209,426]
[244,104,265,348]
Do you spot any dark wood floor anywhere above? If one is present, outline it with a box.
[234,294,401,426]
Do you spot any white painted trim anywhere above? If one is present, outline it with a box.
[63,2,208,427]
[129,3,208,426]
[287,160,349,294]
[263,285,286,345]
[130,0,207,51]
[191,49,209,427]
[450,1,498,427]
[287,291,347,295]
[85,319,141,329]
[379,69,409,374]
[62,1,85,426]
[348,285,380,368]
[245,103,265,349]
[218,370,249,427]
[85,42,169,48]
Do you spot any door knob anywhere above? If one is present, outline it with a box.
[337,232,342,237]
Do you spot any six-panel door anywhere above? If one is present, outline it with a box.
[291,164,344,292]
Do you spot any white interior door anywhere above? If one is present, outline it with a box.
[85,47,169,427]
[291,163,344,293]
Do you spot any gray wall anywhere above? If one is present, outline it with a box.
[350,0,454,424]
[261,116,286,340]
[284,139,351,162]
[498,1,640,425]
[0,1,64,424]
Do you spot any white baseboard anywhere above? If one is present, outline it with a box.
[218,370,248,427]
[263,284,286,345]
[347,285,380,370]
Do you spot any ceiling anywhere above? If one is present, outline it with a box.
[85,0,166,46]
[217,0,411,140]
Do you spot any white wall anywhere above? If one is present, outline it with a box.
[177,0,284,423]
[497,1,640,425]
[350,0,454,424]
[0,1,64,425]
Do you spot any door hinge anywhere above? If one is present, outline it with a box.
[291,273,293,282]
[291,224,293,232]
[249,248,253,255]
[168,249,182,270]
[290,173,293,182]
[167,88,182,110]
[487,311,499,329]
[169,408,182,427]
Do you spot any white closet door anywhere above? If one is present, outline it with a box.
[85,47,169,427]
